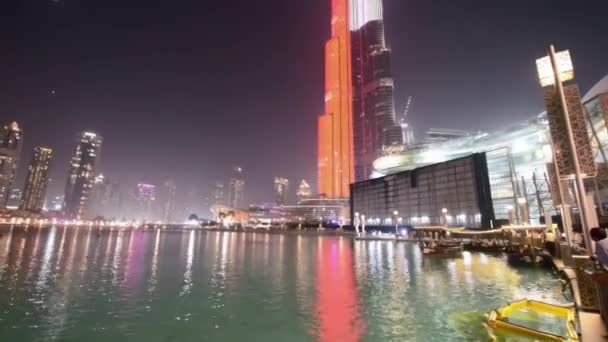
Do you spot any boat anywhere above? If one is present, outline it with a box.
[505,246,551,266]
[486,299,579,341]
[419,240,463,256]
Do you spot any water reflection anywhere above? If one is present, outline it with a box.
[35,226,56,291]
[0,227,565,342]
[181,230,195,296]
[316,237,364,341]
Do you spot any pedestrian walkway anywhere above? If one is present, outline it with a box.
[551,257,608,340]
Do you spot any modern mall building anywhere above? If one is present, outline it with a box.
[352,75,608,228]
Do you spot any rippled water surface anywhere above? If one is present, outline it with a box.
[0,226,566,341]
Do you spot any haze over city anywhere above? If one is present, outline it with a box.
[3,0,607,209]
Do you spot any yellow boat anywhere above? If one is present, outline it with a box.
[487,299,578,341]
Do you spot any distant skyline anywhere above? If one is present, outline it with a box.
[2,0,607,205]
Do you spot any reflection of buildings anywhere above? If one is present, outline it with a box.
[316,238,363,341]
[228,167,244,209]
[365,75,608,226]
[274,177,289,205]
[133,183,156,222]
[0,122,22,208]
[20,146,53,212]
[296,179,312,202]
[351,0,402,182]
[63,132,102,219]
[317,0,354,199]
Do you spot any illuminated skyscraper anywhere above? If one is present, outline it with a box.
[20,146,53,212]
[134,183,156,221]
[63,131,102,218]
[274,177,289,205]
[214,182,225,207]
[89,174,121,219]
[318,0,354,198]
[157,180,176,223]
[296,179,312,202]
[0,122,22,208]
[351,0,402,181]
[228,167,244,209]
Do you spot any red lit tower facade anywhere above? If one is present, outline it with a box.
[318,0,354,198]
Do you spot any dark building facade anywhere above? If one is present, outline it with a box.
[63,132,102,219]
[20,146,53,212]
[351,14,402,182]
[351,153,495,229]
[0,122,22,208]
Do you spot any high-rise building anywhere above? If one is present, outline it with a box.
[274,177,289,205]
[0,122,23,208]
[296,179,312,203]
[318,0,354,198]
[214,182,225,207]
[6,189,22,209]
[20,146,53,212]
[399,96,415,145]
[89,174,121,219]
[49,194,64,211]
[63,131,102,219]
[228,167,244,209]
[351,0,403,181]
[157,180,176,223]
[134,183,156,221]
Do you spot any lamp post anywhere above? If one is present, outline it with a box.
[442,208,448,227]
[393,210,399,236]
[354,212,360,237]
[298,217,302,230]
[318,216,323,230]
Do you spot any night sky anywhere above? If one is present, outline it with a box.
[2,0,607,208]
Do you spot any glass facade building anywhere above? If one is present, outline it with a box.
[0,122,22,208]
[369,75,608,225]
[20,146,53,212]
[63,132,102,219]
[351,4,402,182]
[351,153,494,228]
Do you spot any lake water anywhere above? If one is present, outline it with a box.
[0,226,567,341]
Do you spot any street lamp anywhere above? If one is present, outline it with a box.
[393,210,399,236]
[442,208,448,227]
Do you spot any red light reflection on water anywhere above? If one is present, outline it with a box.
[316,238,364,341]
